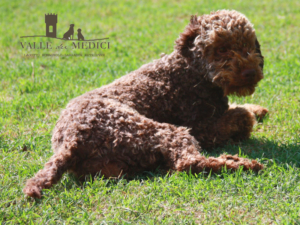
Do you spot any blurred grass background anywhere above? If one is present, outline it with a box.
[0,0,299,223]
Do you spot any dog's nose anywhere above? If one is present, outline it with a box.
[241,69,256,79]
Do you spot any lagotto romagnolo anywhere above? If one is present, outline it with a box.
[24,10,268,198]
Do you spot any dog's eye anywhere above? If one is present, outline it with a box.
[218,47,227,53]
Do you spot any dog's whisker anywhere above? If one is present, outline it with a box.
[193,82,201,87]
[221,60,228,68]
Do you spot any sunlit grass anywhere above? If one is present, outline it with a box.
[0,0,300,223]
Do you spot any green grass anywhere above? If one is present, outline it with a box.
[1,0,300,223]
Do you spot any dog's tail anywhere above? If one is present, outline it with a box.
[23,152,71,198]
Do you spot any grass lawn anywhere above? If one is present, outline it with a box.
[1,0,300,223]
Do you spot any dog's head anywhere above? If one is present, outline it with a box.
[70,24,75,27]
[175,10,264,96]
[77,28,82,32]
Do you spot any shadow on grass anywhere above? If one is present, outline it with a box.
[32,137,299,199]
[86,137,299,185]
[206,137,300,166]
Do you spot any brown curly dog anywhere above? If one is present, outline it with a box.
[24,10,268,198]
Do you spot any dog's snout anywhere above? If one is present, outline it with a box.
[241,69,256,79]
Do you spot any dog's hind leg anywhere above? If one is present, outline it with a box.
[23,151,72,198]
[173,150,263,174]
[145,125,263,174]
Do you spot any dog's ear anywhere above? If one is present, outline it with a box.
[175,15,200,58]
[255,38,264,69]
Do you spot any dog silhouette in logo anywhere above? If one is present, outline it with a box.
[63,24,74,40]
[77,28,84,40]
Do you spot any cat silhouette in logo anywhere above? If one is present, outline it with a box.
[77,28,84,40]
[63,24,75,40]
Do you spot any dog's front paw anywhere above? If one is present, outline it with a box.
[244,104,268,121]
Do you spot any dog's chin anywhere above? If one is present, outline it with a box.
[212,71,262,97]
[223,84,256,97]
[212,76,257,96]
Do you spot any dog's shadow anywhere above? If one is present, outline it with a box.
[55,137,299,194]
[31,137,298,201]
[207,137,300,167]
[28,138,300,205]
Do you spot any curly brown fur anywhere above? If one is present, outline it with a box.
[24,10,268,198]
